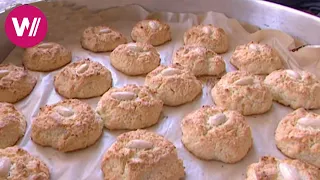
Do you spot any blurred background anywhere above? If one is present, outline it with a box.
[1,0,320,17]
[267,0,320,17]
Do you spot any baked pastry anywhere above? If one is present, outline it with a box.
[264,69,320,109]
[173,45,225,77]
[96,84,163,130]
[0,103,26,149]
[23,42,72,72]
[230,42,283,75]
[246,156,320,180]
[110,42,160,75]
[101,130,185,180]
[181,106,252,163]
[0,64,37,103]
[145,64,202,106]
[0,146,50,179]
[183,24,228,53]
[131,19,171,46]
[275,108,320,168]
[31,99,103,152]
[211,71,272,115]
[81,26,127,52]
[54,58,112,99]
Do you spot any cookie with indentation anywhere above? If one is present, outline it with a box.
[230,42,283,75]
[145,64,202,106]
[110,42,160,75]
[23,42,72,72]
[0,64,37,103]
[181,106,252,163]
[0,146,50,180]
[264,70,320,109]
[183,24,228,53]
[173,45,225,77]
[275,108,320,168]
[131,20,171,46]
[54,58,112,99]
[246,156,320,180]
[96,84,163,130]
[101,130,185,180]
[31,99,103,152]
[212,71,272,115]
[81,26,127,52]
[0,103,26,149]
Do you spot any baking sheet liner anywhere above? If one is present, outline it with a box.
[3,2,320,180]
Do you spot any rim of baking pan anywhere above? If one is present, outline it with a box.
[1,0,319,20]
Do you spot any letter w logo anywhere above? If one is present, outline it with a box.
[12,17,41,37]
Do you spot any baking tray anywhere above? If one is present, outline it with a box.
[0,1,320,180]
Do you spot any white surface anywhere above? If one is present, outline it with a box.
[3,2,320,180]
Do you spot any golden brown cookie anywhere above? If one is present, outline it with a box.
[131,20,171,46]
[101,130,185,180]
[184,24,228,53]
[145,64,202,106]
[81,26,127,52]
[0,64,37,103]
[54,58,112,99]
[181,105,252,163]
[23,42,71,72]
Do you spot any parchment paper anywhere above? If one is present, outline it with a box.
[3,2,320,180]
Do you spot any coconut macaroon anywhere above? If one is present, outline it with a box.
[173,45,225,77]
[0,146,50,180]
[101,130,185,180]
[31,99,103,152]
[246,156,320,180]
[131,19,171,46]
[212,71,273,115]
[181,106,252,163]
[110,42,161,76]
[54,58,112,99]
[264,69,320,109]
[81,26,127,52]
[96,84,163,130]
[275,108,320,168]
[0,64,37,103]
[0,103,26,149]
[145,64,202,106]
[183,24,229,53]
[230,42,283,75]
[23,42,72,72]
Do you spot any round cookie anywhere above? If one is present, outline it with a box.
[0,146,50,180]
[211,71,272,115]
[246,156,320,180]
[81,26,127,52]
[0,103,26,149]
[31,99,103,152]
[0,64,37,103]
[96,84,163,130]
[275,108,320,168]
[183,24,228,53]
[264,69,320,109]
[110,42,160,75]
[23,42,72,72]
[54,58,112,99]
[173,45,225,76]
[230,42,283,75]
[145,64,202,106]
[131,19,171,46]
[181,106,252,163]
[101,130,185,180]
